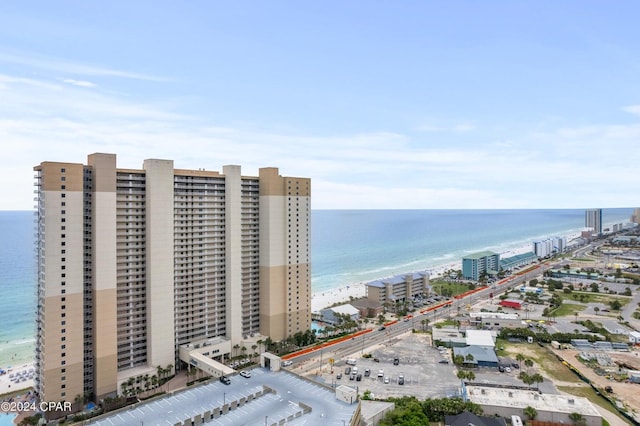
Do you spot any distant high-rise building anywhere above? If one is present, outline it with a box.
[631,208,640,224]
[34,153,310,410]
[585,208,602,235]
[532,236,566,258]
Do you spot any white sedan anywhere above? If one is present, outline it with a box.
[239,370,251,378]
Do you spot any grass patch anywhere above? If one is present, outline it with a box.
[430,280,475,297]
[550,303,586,318]
[573,258,595,262]
[557,292,629,305]
[496,341,580,383]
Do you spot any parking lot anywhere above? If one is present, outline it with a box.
[317,333,460,399]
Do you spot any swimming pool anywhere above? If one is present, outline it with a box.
[0,413,16,426]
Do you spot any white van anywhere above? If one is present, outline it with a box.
[346,358,357,365]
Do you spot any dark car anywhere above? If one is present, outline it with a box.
[336,373,342,380]
[220,376,231,385]
[398,376,405,385]
[345,367,351,375]
[364,368,371,377]
[373,358,380,363]
[356,374,362,381]
[349,374,355,381]
[498,366,505,372]
[378,326,386,331]
[512,363,520,369]
[438,359,449,364]
[393,358,399,365]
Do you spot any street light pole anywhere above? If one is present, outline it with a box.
[223,392,226,405]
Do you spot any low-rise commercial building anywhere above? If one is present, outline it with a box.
[464,385,601,426]
[320,304,360,325]
[500,252,537,271]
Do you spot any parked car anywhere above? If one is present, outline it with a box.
[398,375,405,385]
[498,366,505,372]
[336,373,342,380]
[378,369,384,378]
[220,376,231,385]
[438,359,449,364]
[505,367,512,373]
[239,370,251,378]
[393,358,399,365]
[364,368,371,377]
[378,326,386,331]
[345,367,351,375]
[384,376,390,384]
[356,374,362,381]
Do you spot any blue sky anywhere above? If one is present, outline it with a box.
[1,1,639,210]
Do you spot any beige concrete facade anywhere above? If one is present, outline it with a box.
[143,159,176,372]
[35,161,86,405]
[35,153,310,405]
[258,169,311,341]
[88,154,119,401]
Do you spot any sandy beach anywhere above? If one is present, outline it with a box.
[311,260,460,312]
[310,237,578,313]
[0,362,34,396]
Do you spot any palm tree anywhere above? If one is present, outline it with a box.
[523,406,537,421]
[594,307,600,315]
[120,382,128,396]
[569,412,586,426]
[465,354,475,366]
[251,344,258,360]
[241,346,247,358]
[531,373,544,388]
[157,365,164,382]
[524,359,534,372]
[233,344,240,357]
[256,339,264,354]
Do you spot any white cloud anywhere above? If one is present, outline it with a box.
[0,51,167,82]
[1,71,638,211]
[62,78,96,88]
[622,105,640,116]
[416,122,476,133]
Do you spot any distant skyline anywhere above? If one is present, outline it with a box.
[1,1,639,210]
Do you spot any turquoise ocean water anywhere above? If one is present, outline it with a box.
[0,208,634,368]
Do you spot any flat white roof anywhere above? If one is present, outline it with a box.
[465,330,495,347]
[329,304,360,316]
[467,386,600,417]
[469,311,519,320]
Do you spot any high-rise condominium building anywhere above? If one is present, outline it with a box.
[585,208,602,235]
[34,153,310,406]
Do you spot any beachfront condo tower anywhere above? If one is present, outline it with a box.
[585,208,603,235]
[34,153,310,410]
[462,251,500,281]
